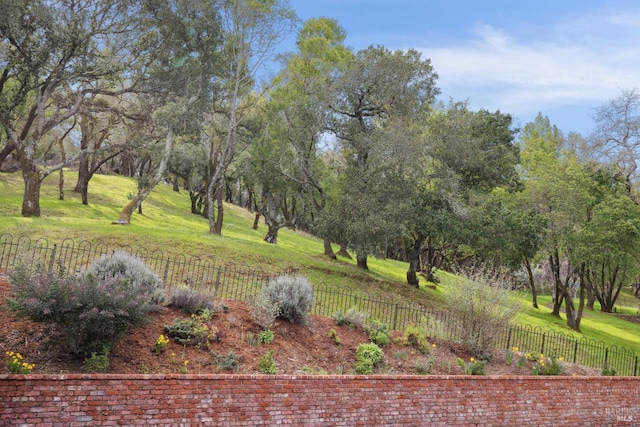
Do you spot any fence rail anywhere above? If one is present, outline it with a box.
[0,233,637,376]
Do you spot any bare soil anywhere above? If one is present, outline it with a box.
[0,276,600,376]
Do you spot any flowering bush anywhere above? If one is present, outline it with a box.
[8,252,164,356]
[5,351,34,374]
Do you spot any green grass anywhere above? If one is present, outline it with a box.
[2,169,640,358]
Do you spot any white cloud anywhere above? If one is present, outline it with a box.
[419,12,640,131]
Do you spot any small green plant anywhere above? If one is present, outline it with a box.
[601,364,617,376]
[328,329,341,345]
[355,343,384,375]
[5,351,34,374]
[516,354,527,369]
[258,351,278,374]
[526,352,542,363]
[367,320,390,346]
[302,366,328,375]
[505,347,518,365]
[456,357,485,375]
[154,334,169,354]
[164,312,217,348]
[211,351,240,372]
[246,331,258,346]
[85,348,110,373]
[414,356,435,375]
[180,359,189,374]
[257,330,275,345]
[394,350,408,361]
[332,306,367,330]
[532,355,564,376]
[259,275,314,325]
[404,324,430,354]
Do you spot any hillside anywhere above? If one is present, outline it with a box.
[0,277,600,376]
[1,170,640,359]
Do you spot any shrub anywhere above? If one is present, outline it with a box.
[7,253,163,356]
[355,343,384,374]
[257,330,275,344]
[164,312,218,348]
[457,357,486,375]
[601,364,617,376]
[85,346,110,373]
[404,324,430,354]
[250,292,280,330]
[259,275,314,325]
[258,351,278,374]
[367,320,390,346]
[442,270,520,357]
[86,251,165,305]
[168,286,217,314]
[532,355,565,376]
[414,356,435,375]
[211,351,240,372]
[328,329,341,345]
[332,306,367,330]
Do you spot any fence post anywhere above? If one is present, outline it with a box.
[354,295,358,308]
[47,244,58,274]
[506,327,512,350]
[213,266,222,298]
[162,258,171,286]
[392,303,399,331]
[634,356,638,376]
[604,348,609,365]
[541,333,546,355]
[573,341,578,364]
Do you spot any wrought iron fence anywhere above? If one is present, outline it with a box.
[0,233,637,375]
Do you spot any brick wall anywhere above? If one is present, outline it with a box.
[1,374,639,426]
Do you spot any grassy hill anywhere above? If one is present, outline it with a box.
[1,169,640,357]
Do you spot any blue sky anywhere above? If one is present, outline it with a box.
[281,0,640,136]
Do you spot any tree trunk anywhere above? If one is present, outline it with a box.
[406,269,419,288]
[113,124,174,224]
[189,191,200,214]
[213,189,224,235]
[172,173,179,192]
[336,242,352,259]
[564,286,579,332]
[406,243,421,288]
[356,254,368,270]
[253,213,261,230]
[323,239,337,259]
[21,167,42,217]
[524,258,539,309]
[58,168,64,200]
[58,135,66,200]
[549,252,564,318]
[264,224,278,244]
[0,142,16,169]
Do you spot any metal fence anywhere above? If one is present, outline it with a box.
[0,233,637,375]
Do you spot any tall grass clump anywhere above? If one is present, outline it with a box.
[7,252,164,356]
[259,275,314,325]
[443,270,521,358]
